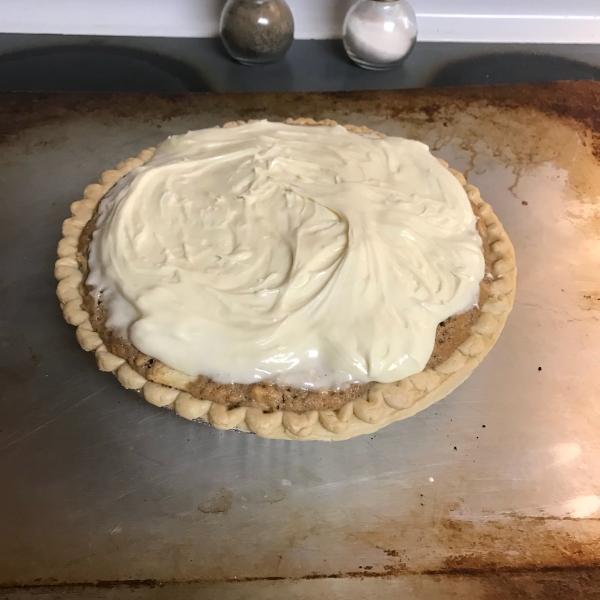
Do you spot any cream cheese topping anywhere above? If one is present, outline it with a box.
[88,121,484,388]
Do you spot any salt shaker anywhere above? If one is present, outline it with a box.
[343,0,418,70]
[220,0,295,65]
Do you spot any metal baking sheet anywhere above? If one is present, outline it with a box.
[1,83,599,599]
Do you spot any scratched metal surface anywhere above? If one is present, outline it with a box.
[0,85,599,599]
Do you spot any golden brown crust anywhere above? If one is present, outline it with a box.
[56,119,516,441]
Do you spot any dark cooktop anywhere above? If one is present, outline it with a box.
[0,34,599,93]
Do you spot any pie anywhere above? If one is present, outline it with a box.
[55,119,516,441]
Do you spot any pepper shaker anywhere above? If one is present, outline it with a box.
[220,0,295,65]
[343,0,418,70]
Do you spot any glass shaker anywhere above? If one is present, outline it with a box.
[343,0,418,70]
[220,0,295,65]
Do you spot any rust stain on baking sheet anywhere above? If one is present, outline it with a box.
[0,82,598,159]
[350,513,600,574]
[438,517,600,573]
[330,493,600,597]
[0,336,40,388]
[582,292,600,312]
[565,202,600,240]
[197,488,233,514]
[2,82,600,212]
[3,498,600,598]
[3,568,600,599]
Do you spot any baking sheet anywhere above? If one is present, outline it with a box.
[0,83,599,598]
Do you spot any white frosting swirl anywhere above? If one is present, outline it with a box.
[88,121,484,388]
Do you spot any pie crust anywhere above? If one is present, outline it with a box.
[55,119,516,441]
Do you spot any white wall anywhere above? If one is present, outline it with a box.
[1,0,600,43]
